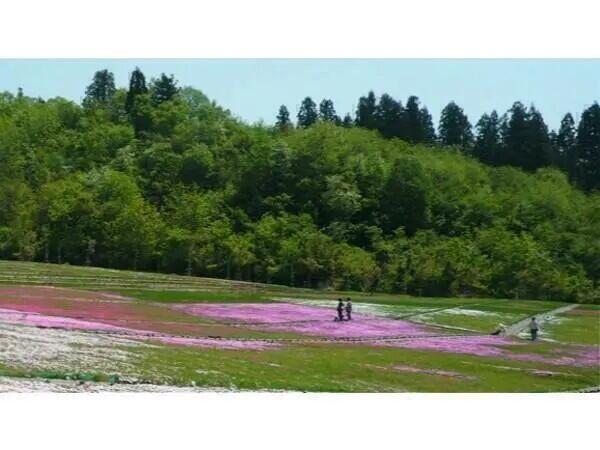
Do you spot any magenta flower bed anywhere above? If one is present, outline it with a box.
[260,319,430,338]
[385,336,513,357]
[383,335,600,367]
[0,308,130,333]
[0,297,147,323]
[0,308,276,351]
[175,303,334,323]
[175,303,432,338]
[509,347,600,367]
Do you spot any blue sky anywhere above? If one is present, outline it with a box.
[0,59,598,130]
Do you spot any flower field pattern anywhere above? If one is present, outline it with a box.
[174,303,433,338]
[0,268,598,392]
[0,288,280,351]
[382,335,600,368]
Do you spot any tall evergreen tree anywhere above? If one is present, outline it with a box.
[556,113,577,179]
[438,101,473,150]
[419,107,436,144]
[404,96,424,143]
[500,102,528,166]
[355,91,378,130]
[319,99,340,124]
[526,106,553,170]
[576,102,600,190]
[473,111,502,164]
[500,102,551,171]
[276,105,292,131]
[83,69,116,106]
[125,67,148,114]
[376,94,402,139]
[297,97,318,128]
[150,73,179,105]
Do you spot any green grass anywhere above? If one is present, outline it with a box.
[542,308,600,345]
[413,310,521,332]
[1,259,596,392]
[0,259,302,294]
[0,363,118,384]
[115,289,274,303]
[409,301,566,333]
[132,342,599,393]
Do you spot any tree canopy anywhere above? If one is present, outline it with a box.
[0,68,598,303]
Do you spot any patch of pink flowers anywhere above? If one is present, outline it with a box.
[259,318,431,338]
[0,308,276,351]
[508,347,600,367]
[0,308,130,333]
[175,303,334,323]
[174,303,433,338]
[385,335,512,357]
[0,296,148,323]
[382,335,600,368]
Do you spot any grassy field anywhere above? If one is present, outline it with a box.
[0,260,598,392]
[541,306,600,345]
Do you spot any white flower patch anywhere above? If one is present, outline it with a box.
[0,320,152,376]
[440,308,502,317]
[273,297,436,318]
[0,376,238,393]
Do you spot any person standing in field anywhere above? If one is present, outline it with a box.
[345,297,352,321]
[529,317,539,341]
[336,298,345,322]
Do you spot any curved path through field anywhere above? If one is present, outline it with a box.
[504,304,579,336]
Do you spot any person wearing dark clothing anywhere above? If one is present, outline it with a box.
[345,298,352,321]
[529,317,539,341]
[336,299,344,322]
[491,323,507,336]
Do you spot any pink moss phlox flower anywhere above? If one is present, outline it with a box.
[174,303,433,338]
[0,308,132,333]
[382,335,600,367]
[0,308,276,351]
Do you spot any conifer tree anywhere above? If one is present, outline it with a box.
[438,101,473,150]
[355,91,378,130]
[556,113,577,179]
[419,106,436,144]
[525,106,553,170]
[125,67,148,114]
[500,103,551,171]
[376,94,402,139]
[297,97,318,128]
[576,102,600,190]
[84,69,116,107]
[473,111,501,164]
[404,96,423,143]
[276,105,292,131]
[319,99,340,124]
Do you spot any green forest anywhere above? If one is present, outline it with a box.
[1,68,599,302]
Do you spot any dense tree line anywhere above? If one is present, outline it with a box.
[0,68,598,303]
[278,93,600,191]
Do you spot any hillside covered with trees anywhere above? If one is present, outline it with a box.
[1,68,598,302]
[281,92,600,192]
